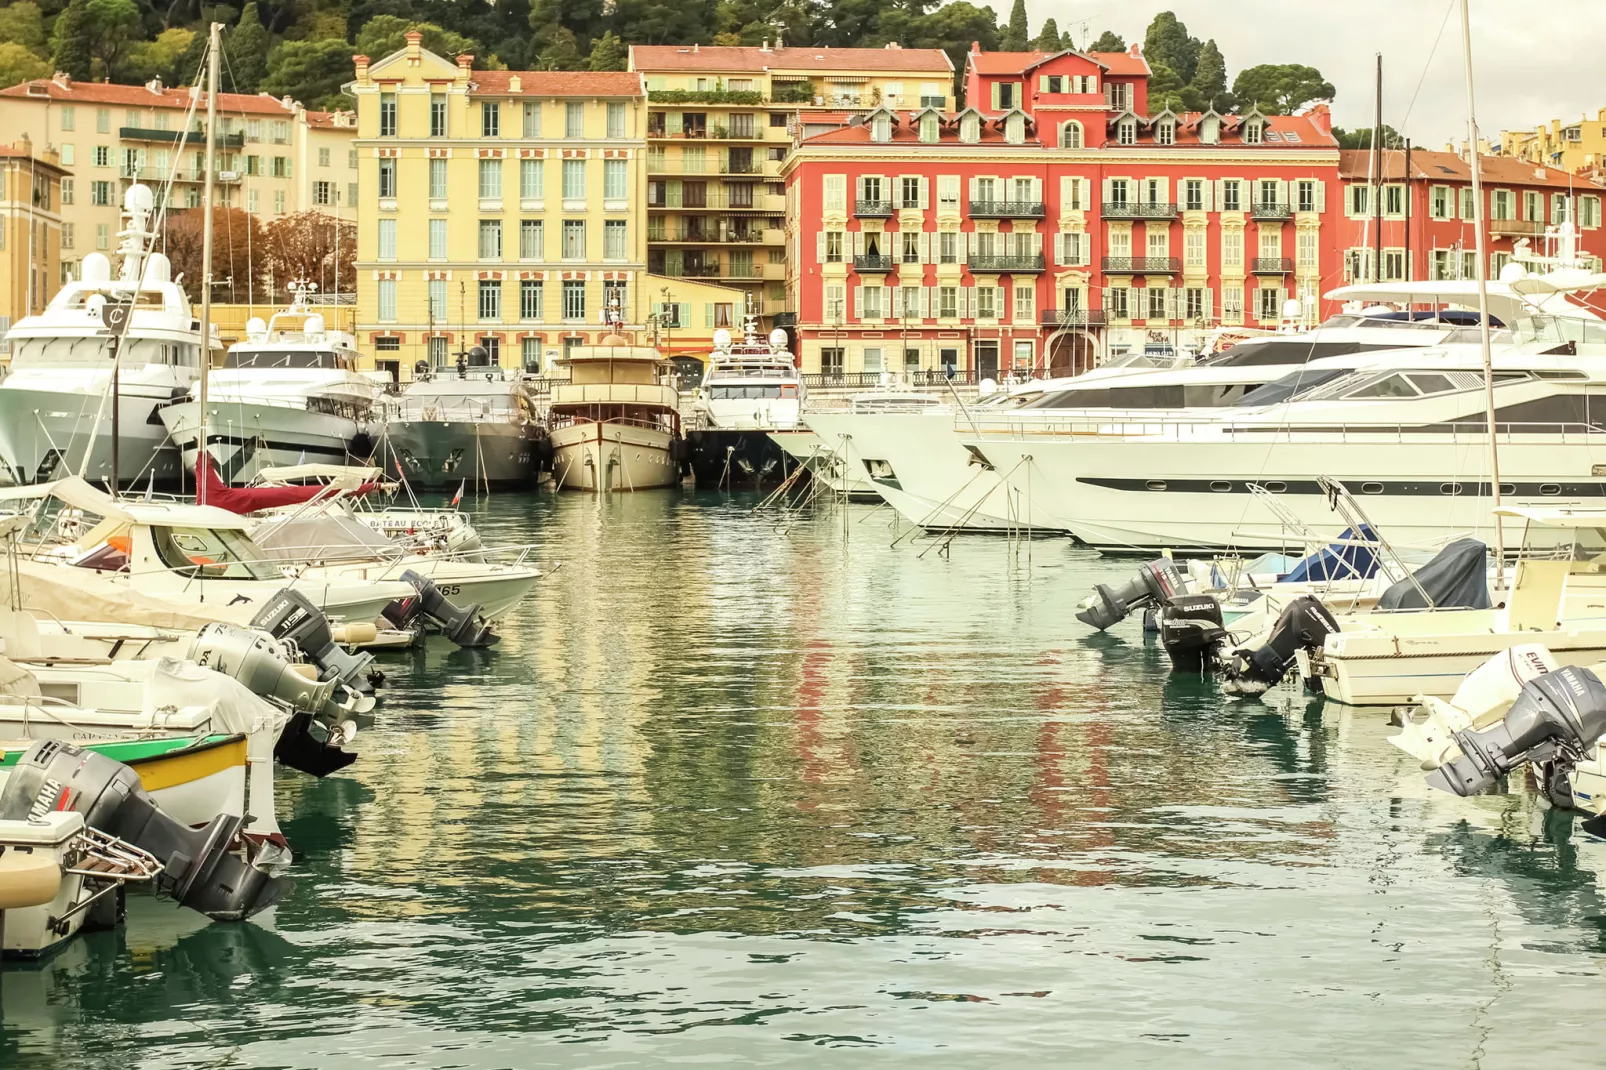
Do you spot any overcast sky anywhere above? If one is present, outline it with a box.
[986,0,1601,145]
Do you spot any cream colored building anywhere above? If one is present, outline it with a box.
[1501,108,1606,175]
[0,72,357,292]
[0,139,66,355]
[629,42,955,334]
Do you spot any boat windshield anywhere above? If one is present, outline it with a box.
[1510,316,1606,348]
[709,385,792,399]
[1234,367,1350,406]
[225,350,349,370]
[152,526,284,580]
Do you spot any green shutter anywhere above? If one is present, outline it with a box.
[990,82,1000,111]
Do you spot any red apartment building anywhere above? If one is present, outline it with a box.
[1335,148,1605,284]
[783,44,1344,378]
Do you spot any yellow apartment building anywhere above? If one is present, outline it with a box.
[0,73,357,292]
[1501,108,1606,175]
[0,139,66,355]
[629,42,955,332]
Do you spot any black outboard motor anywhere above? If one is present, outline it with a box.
[1428,666,1606,797]
[1158,594,1228,672]
[393,569,499,648]
[1076,559,1187,631]
[1222,596,1339,695]
[0,740,289,921]
[251,589,381,695]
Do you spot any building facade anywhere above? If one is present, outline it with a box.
[0,73,356,292]
[0,140,67,352]
[629,42,954,339]
[1500,108,1606,177]
[1336,149,1606,283]
[785,45,1342,378]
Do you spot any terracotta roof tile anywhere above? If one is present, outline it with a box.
[630,44,952,74]
[1338,148,1606,188]
[466,71,642,97]
[0,78,299,115]
[968,49,1150,77]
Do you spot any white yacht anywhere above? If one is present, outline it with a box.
[160,283,380,483]
[383,356,546,491]
[965,306,1606,552]
[686,319,804,488]
[0,184,213,486]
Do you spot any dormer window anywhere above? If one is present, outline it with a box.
[1244,120,1263,145]
[919,113,939,143]
[871,114,891,142]
[1117,119,1136,146]
[1156,120,1175,146]
[1200,114,1221,145]
[1059,121,1083,149]
[1004,113,1025,144]
[959,113,980,144]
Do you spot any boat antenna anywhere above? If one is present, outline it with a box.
[197,21,221,506]
[1459,0,1503,587]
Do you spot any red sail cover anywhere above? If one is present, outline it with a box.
[196,454,381,514]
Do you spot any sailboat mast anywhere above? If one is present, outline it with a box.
[198,21,220,504]
[1459,0,1503,580]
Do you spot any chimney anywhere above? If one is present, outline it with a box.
[145,76,163,94]
[693,43,699,53]
[760,38,770,53]
[509,75,521,93]
[405,30,423,67]
[353,54,370,83]
[885,41,900,49]
[456,53,473,85]
[52,71,71,90]
[1306,102,1332,137]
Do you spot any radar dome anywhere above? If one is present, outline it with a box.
[712,328,733,349]
[1499,261,1529,283]
[304,313,326,336]
[145,252,171,284]
[768,328,788,349]
[86,293,107,317]
[977,377,999,398]
[80,253,112,284]
[1281,298,1303,320]
[245,317,268,337]
[124,184,155,215]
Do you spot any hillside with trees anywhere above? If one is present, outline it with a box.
[0,1,1333,118]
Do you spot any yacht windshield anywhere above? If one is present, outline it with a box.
[153,526,283,580]
[1511,316,1606,347]
[1234,367,1350,406]
[225,350,347,370]
[710,385,788,399]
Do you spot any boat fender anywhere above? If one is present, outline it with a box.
[397,569,499,648]
[1076,559,1188,631]
[1222,596,1339,695]
[0,740,290,921]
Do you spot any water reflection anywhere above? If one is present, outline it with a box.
[3,492,1604,1066]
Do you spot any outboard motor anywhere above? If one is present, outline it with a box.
[190,622,372,724]
[1158,594,1228,672]
[1222,596,1339,695]
[0,740,289,921]
[1076,559,1187,631]
[251,590,381,695]
[1428,666,1606,798]
[392,570,499,648]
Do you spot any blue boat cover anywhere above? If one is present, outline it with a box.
[1282,526,1380,583]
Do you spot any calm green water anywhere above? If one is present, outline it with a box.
[3,492,1604,1068]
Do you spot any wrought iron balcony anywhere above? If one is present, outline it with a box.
[771,312,797,328]
[1101,257,1181,275]
[854,199,894,218]
[120,126,244,149]
[1040,308,1108,327]
[1250,202,1293,220]
[721,159,762,175]
[969,199,1046,219]
[677,263,722,278]
[1252,257,1294,275]
[1101,201,1177,220]
[854,254,894,273]
[967,254,1046,273]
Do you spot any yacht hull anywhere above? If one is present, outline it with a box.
[161,401,368,484]
[384,418,541,491]
[0,386,183,486]
[550,422,680,492]
[686,428,793,488]
[769,428,880,500]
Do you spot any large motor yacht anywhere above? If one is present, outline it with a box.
[160,283,380,482]
[686,316,804,488]
[383,351,548,492]
[0,184,213,486]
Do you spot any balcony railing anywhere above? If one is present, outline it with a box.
[967,254,1046,273]
[804,369,984,388]
[1102,257,1181,275]
[855,199,894,218]
[726,263,762,279]
[120,126,245,149]
[1250,202,1293,220]
[853,254,894,273]
[721,159,762,175]
[1252,257,1294,275]
[1101,202,1177,220]
[1040,309,1108,327]
[671,264,721,278]
[1490,218,1545,236]
[969,199,1046,219]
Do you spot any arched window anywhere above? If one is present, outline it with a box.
[1059,121,1083,149]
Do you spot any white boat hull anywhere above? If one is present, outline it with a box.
[0,384,184,486]
[770,427,880,500]
[161,400,368,483]
[550,421,680,492]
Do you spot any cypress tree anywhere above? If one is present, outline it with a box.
[1087,30,1125,53]
[228,3,270,94]
[50,0,92,80]
[1188,39,1231,112]
[586,29,625,72]
[1000,0,1028,51]
[1032,17,1061,52]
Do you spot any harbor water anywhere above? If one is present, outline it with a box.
[3,492,1603,1068]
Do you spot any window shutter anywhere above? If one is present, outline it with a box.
[852,285,862,317]
[1315,180,1327,213]
[1277,179,1290,206]
[1213,180,1224,209]
[853,231,864,257]
[856,176,866,202]
[918,232,930,263]
[968,176,978,202]
[1059,175,1073,211]
[1031,232,1042,256]
[890,178,901,210]
[1153,178,1168,204]
[996,286,1007,318]
[919,177,930,209]
[990,82,1001,111]
[1031,176,1043,202]
[704,304,714,328]
[816,233,825,263]
[1038,75,1048,93]
[1102,177,1113,204]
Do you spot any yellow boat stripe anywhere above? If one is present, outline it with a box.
[134,737,248,793]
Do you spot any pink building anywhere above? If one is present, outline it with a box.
[783,45,1343,378]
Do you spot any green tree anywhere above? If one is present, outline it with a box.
[0,1,48,54]
[1184,38,1231,112]
[535,27,581,69]
[227,2,269,92]
[78,0,140,80]
[900,0,996,103]
[1334,125,1404,150]
[586,29,625,71]
[126,26,194,84]
[999,0,1027,50]
[1087,30,1124,53]
[353,15,481,64]
[1032,17,1060,52]
[260,36,349,108]
[1146,60,1185,113]
[50,0,93,80]
[1232,63,1335,113]
[0,40,49,84]
[1142,11,1199,85]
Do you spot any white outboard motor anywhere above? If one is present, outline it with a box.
[1392,645,1559,766]
[189,622,372,724]
[1077,559,1188,631]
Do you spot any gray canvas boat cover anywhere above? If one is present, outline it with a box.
[1377,538,1491,611]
